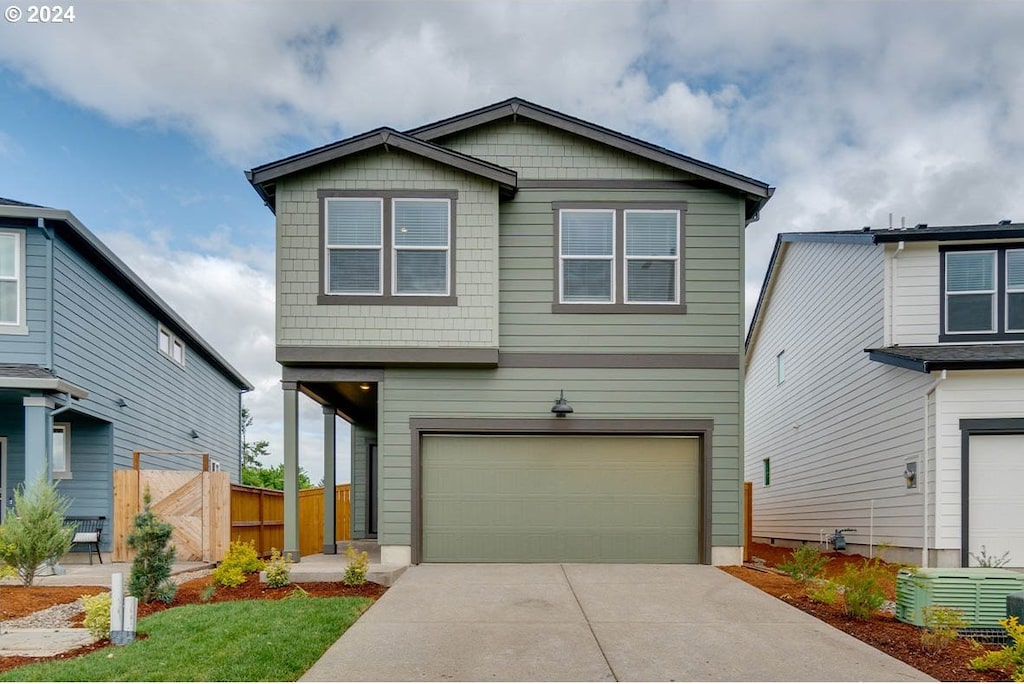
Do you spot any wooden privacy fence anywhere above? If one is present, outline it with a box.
[113,466,231,563]
[229,484,351,557]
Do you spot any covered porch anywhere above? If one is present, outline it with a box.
[279,368,379,562]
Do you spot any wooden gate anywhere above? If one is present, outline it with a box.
[113,455,230,562]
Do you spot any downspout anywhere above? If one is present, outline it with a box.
[50,392,74,417]
[37,218,55,371]
[922,369,946,567]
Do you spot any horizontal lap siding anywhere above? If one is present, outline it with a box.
[0,226,47,364]
[745,241,935,549]
[350,423,374,539]
[499,188,742,353]
[55,417,112,528]
[0,407,25,505]
[51,237,241,481]
[380,367,741,548]
[275,149,499,348]
[890,243,940,345]
[933,371,1024,549]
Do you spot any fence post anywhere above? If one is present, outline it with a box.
[257,489,265,556]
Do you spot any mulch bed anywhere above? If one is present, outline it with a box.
[727,543,1015,682]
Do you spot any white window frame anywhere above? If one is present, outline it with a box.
[558,209,616,304]
[1006,249,1024,333]
[944,250,997,335]
[52,422,71,479]
[0,229,27,335]
[324,197,384,296]
[623,209,681,305]
[157,323,186,367]
[391,198,451,297]
[776,350,785,385]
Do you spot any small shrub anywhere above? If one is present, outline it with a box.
[286,586,311,600]
[971,616,1024,681]
[199,584,217,602]
[778,544,829,584]
[969,545,1011,568]
[807,579,841,605]
[921,605,967,654]
[264,548,293,588]
[838,558,888,619]
[127,488,177,604]
[342,544,369,586]
[213,540,265,588]
[81,592,111,640]
[0,477,76,586]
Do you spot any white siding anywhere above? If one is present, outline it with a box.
[889,242,940,345]
[933,370,1024,549]
[745,240,936,549]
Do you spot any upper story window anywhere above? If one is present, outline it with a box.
[552,202,686,313]
[158,324,185,366]
[941,246,1024,341]
[0,229,26,334]
[318,190,457,306]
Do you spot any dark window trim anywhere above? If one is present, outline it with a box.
[318,189,458,306]
[550,201,687,314]
[939,243,1024,342]
[409,417,713,565]
[958,417,1024,567]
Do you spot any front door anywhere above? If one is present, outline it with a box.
[0,436,6,522]
[368,443,377,536]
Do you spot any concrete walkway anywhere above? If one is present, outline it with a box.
[301,564,933,682]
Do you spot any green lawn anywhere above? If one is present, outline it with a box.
[1,595,372,681]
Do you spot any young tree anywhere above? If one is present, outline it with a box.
[126,488,177,603]
[0,477,75,586]
[241,407,270,470]
[240,407,313,490]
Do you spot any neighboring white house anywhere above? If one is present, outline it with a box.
[745,222,1024,568]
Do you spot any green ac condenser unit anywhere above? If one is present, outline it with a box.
[896,568,1024,628]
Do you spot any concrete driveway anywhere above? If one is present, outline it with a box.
[301,564,932,682]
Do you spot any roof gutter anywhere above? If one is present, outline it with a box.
[0,376,89,400]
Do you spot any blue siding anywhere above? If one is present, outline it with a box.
[0,402,26,508]
[0,225,48,364]
[50,234,242,482]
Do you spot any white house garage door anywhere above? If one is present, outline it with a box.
[969,434,1024,567]
[420,434,700,563]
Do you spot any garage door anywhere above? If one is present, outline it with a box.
[421,434,700,563]
[969,434,1024,567]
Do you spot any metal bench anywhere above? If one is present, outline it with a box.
[65,516,105,565]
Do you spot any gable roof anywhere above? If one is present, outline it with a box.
[745,220,1024,357]
[246,127,518,211]
[0,202,253,391]
[0,364,89,399]
[247,97,774,221]
[407,97,774,222]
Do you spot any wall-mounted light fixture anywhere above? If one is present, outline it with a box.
[189,429,200,440]
[903,462,917,489]
[551,390,573,417]
[115,398,128,408]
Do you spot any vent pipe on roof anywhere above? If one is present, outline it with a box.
[915,223,928,229]
[999,219,1012,225]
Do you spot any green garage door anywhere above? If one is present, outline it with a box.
[421,434,700,563]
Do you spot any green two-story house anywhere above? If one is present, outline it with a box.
[247,98,772,567]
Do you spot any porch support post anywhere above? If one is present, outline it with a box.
[23,395,55,484]
[322,406,337,554]
[282,382,300,561]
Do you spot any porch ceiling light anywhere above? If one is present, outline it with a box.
[551,390,573,417]
[359,383,371,391]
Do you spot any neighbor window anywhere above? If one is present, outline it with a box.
[0,230,25,332]
[776,351,785,385]
[941,246,1024,340]
[158,324,185,367]
[319,190,456,304]
[553,202,686,312]
[52,423,71,478]
[763,458,771,487]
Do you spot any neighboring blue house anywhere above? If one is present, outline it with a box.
[0,198,252,534]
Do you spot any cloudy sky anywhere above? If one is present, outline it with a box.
[2,1,1023,482]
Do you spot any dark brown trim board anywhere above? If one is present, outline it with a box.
[519,180,714,190]
[958,417,1024,567]
[282,367,384,383]
[409,417,714,565]
[497,353,738,369]
[277,346,500,367]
